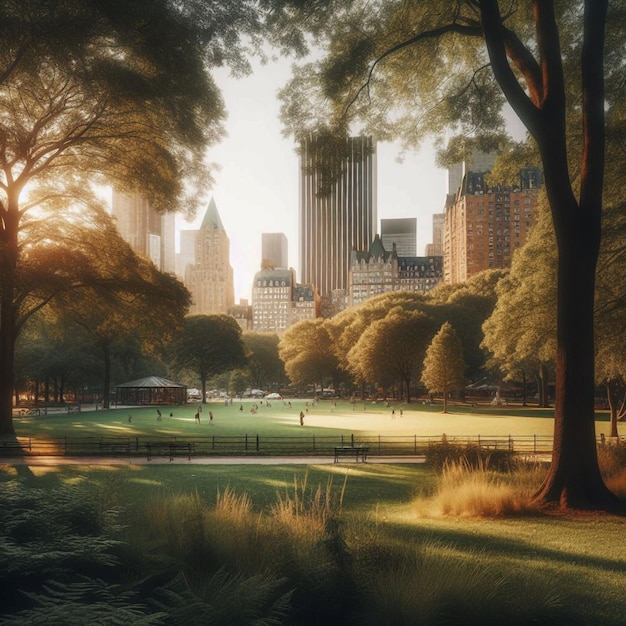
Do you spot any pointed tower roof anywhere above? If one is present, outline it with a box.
[201,197,225,230]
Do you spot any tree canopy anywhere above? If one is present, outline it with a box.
[0,0,271,433]
[168,315,246,403]
[273,0,623,509]
[422,322,466,414]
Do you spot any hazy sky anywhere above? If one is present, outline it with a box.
[177,56,448,302]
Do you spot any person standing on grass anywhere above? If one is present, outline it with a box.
[156,409,162,421]
[209,411,214,425]
[299,411,304,426]
[195,409,200,424]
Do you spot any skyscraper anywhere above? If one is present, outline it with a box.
[111,190,176,273]
[184,198,234,315]
[447,148,496,196]
[261,232,288,269]
[381,217,417,256]
[299,135,377,301]
[425,213,444,256]
[443,168,542,283]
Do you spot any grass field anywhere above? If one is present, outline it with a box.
[2,401,625,624]
[11,397,614,440]
[1,459,625,624]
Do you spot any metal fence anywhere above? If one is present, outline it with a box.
[0,433,564,460]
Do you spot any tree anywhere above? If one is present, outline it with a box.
[43,207,190,408]
[278,319,340,391]
[242,332,287,391]
[595,205,626,436]
[347,307,437,403]
[422,323,466,414]
[482,198,626,433]
[168,315,246,404]
[481,202,557,409]
[275,0,620,509]
[0,0,268,434]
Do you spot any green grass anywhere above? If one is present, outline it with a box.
[1,461,625,624]
[11,398,614,440]
[3,403,624,624]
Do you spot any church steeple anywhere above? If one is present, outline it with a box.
[201,197,225,231]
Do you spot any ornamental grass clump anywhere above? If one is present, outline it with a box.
[420,457,543,517]
[270,469,347,538]
[597,440,626,498]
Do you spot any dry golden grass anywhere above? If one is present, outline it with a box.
[414,457,544,517]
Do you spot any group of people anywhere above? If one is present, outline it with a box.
[194,405,214,424]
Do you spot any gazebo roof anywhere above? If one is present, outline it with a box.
[115,376,187,389]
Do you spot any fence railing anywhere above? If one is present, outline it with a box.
[0,433,568,460]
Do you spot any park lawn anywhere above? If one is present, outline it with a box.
[11,398,615,440]
[1,461,625,624]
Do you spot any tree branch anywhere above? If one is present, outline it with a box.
[343,21,484,118]
[580,0,608,212]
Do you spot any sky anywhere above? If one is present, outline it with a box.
[176,56,449,302]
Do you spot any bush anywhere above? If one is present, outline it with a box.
[425,440,515,472]
[597,440,626,498]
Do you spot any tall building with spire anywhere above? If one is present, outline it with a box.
[299,135,377,307]
[110,190,176,273]
[184,198,234,315]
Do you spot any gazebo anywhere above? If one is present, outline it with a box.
[115,376,187,406]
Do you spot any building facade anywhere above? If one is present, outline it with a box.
[348,235,443,308]
[299,135,377,303]
[443,167,542,283]
[381,217,417,257]
[111,190,176,273]
[425,212,445,256]
[228,299,253,331]
[261,232,289,269]
[184,198,235,315]
[251,268,319,333]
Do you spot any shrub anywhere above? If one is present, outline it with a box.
[597,440,626,498]
[425,440,515,472]
[414,458,544,517]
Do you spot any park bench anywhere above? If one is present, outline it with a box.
[334,445,369,463]
[146,442,195,462]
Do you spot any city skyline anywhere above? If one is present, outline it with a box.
[176,56,448,302]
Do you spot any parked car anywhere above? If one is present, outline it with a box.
[265,392,282,400]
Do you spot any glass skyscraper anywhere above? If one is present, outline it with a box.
[299,135,377,299]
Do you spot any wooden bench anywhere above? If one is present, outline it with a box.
[334,445,369,463]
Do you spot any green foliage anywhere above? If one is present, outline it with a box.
[279,318,341,388]
[422,322,466,411]
[0,481,123,616]
[3,579,165,626]
[242,332,287,390]
[167,315,247,396]
[424,440,515,473]
[347,306,437,401]
[1,465,601,625]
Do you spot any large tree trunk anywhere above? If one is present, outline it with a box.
[0,316,16,435]
[481,0,619,509]
[0,193,20,436]
[534,229,616,507]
